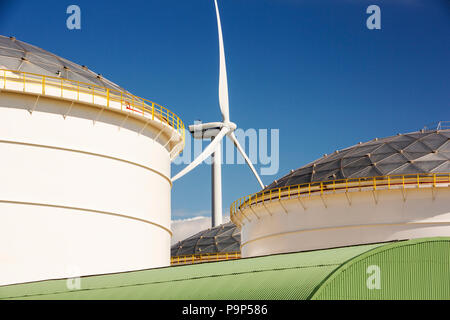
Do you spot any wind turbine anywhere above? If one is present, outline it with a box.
[172,0,265,227]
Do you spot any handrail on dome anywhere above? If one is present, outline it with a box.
[171,251,241,265]
[0,69,185,154]
[423,121,450,131]
[230,172,450,225]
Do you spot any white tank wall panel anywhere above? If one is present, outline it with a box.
[0,92,173,176]
[0,202,170,285]
[0,141,171,226]
[0,92,181,285]
[240,187,450,257]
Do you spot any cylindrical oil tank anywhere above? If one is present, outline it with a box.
[231,131,450,258]
[0,36,184,285]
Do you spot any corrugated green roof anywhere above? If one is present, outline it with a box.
[0,242,384,300]
[0,238,448,300]
[311,237,450,300]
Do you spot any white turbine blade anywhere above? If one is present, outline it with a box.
[228,131,264,189]
[172,127,230,181]
[214,0,230,123]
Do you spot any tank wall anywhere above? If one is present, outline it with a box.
[0,93,175,285]
[240,187,450,257]
[0,203,170,285]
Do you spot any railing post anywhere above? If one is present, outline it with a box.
[152,103,154,120]
[42,76,45,94]
[106,88,109,107]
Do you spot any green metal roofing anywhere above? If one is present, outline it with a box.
[0,237,449,300]
[311,237,450,300]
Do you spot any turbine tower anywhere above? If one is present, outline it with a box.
[172,0,264,227]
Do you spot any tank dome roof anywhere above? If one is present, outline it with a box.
[267,130,450,190]
[0,35,126,92]
[171,222,240,256]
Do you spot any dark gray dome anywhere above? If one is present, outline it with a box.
[0,35,126,92]
[267,130,450,190]
[171,222,240,256]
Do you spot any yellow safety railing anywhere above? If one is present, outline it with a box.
[171,251,241,265]
[0,69,185,151]
[230,173,450,222]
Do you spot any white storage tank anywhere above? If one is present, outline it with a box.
[0,35,185,285]
[231,130,450,257]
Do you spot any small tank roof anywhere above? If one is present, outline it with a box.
[267,130,450,190]
[171,222,240,256]
[0,35,126,92]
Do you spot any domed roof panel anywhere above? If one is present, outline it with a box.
[0,35,126,92]
[171,222,240,257]
[433,162,450,172]
[420,133,447,150]
[266,130,450,190]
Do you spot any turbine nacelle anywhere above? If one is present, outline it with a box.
[189,121,237,139]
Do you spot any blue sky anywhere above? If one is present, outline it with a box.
[1,0,449,220]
